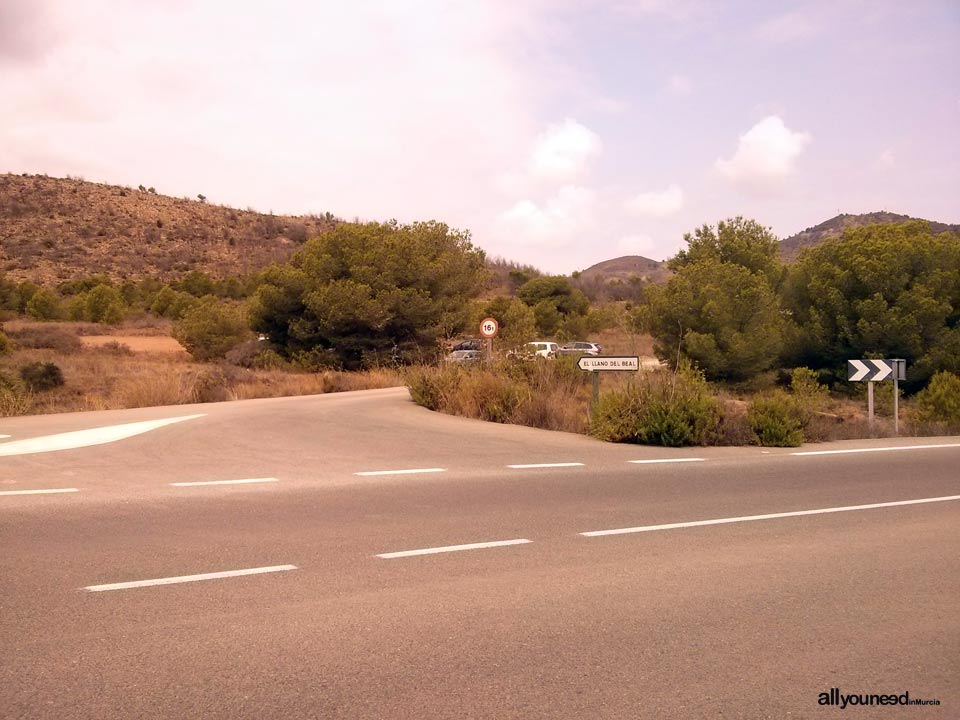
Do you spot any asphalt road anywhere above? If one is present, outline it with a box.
[2,388,958,719]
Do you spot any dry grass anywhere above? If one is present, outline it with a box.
[79,335,185,353]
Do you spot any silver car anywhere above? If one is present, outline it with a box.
[557,341,602,356]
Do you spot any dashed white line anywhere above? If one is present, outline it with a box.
[629,458,705,465]
[377,538,532,559]
[170,477,279,487]
[83,564,298,592]
[507,463,585,469]
[354,468,445,477]
[792,443,960,456]
[580,495,960,537]
[0,414,205,457]
[0,434,10,439]
[0,488,80,496]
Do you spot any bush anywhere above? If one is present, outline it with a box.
[748,391,805,447]
[25,288,62,320]
[0,331,12,356]
[590,365,722,446]
[915,371,960,424]
[19,361,65,392]
[173,297,250,361]
[84,284,126,324]
[407,367,456,411]
[6,326,82,353]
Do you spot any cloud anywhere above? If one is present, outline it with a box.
[616,234,658,256]
[497,185,598,247]
[626,184,684,217]
[878,148,895,168]
[715,116,811,182]
[526,118,602,183]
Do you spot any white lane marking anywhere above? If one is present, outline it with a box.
[377,538,532,559]
[0,488,79,496]
[629,458,705,465]
[170,477,279,487]
[507,463,585,469]
[354,468,445,476]
[0,414,206,457]
[83,564,298,592]
[580,495,960,537]
[0,434,10,439]
[793,443,960,456]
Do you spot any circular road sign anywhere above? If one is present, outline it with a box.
[480,317,499,338]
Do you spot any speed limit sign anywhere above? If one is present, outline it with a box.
[480,317,499,338]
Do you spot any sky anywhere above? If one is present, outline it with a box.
[1,0,958,274]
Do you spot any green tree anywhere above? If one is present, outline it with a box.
[644,260,784,381]
[497,298,538,351]
[25,288,62,320]
[250,221,487,368]
[150,286,198,319]
[84,285,126,324]
[517,276,589,316]
[781,221,960,385]
[670,216,783,287]
[173,297,250,361]
[0,274,20,312]
[178,270,216,297]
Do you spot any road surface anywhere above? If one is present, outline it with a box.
[2,388,958,718]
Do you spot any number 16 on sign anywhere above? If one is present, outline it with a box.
[480,318,498,360]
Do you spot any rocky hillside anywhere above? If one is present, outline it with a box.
[779,212,960,261]
[0,173,337,283]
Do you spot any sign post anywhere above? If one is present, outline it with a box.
[577,356,641,410]
[479,317,498,361]
[847,359,906,434]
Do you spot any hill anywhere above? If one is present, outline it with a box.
[0,173,337,283]
[779,212,960,261]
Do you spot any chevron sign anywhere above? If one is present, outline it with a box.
[847,359,906,382]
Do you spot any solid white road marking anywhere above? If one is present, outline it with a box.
[0,488,79,496]
[507,463,585,469]
[354,468,445,476]
[377,539,532,559]
[83,564,298,592]
[581,495,960,537]
[629,458,705,465]
[170,477,279,487]
[0,414,206,457]
[0,434,10,439]
[792,443,960,456]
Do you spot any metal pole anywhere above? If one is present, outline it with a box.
[893,376,899,436]
[591,372,600,409]
[486,337,492,362]
[868,381,874,432]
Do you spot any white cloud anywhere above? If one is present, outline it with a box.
[715,116,811,182]
[526,118,602,183]
[878,148,895,168]
[616,234,658,256]
[497,185,598,247]
[626,184,684,217]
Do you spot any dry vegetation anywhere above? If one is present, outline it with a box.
[0,321,401,416]
[0,173,337,283]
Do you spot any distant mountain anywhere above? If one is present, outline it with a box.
[779,212,960,261]
[0,173,337,283]
[577,255,670,283]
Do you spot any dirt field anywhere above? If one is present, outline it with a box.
[78,335,186,353]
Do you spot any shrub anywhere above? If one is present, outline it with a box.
[6,326,82,353]
[407,367,455,411]
[84,284,126,324]
[0,331,12,356]
[0,387,32,416]
[915,371,960,424]
[748,391,805,447]
[591,365,722,446]
[25,288,62,320]
[19,361,65,391]
[173,297,250,361]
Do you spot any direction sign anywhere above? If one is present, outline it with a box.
[847,359,906,382]
[577,356,640,372]
[479,317,498,338]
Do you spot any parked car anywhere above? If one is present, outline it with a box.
[453,338,485,352]
[444,349,483,364]
[523,341,559,358]
[557,341,603,356]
